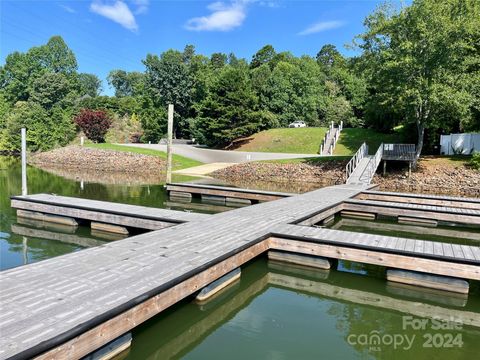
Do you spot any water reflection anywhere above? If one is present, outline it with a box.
[125,259,480,360]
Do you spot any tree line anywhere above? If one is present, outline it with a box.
[1,0,479,155]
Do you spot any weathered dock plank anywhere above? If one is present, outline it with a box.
[166,182,294,202]
[1,184,479,360]
[343,198,480,225]
[0,185,362,360]
[11,194,210,230]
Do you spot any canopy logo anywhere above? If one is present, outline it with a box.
[347,316,464,352]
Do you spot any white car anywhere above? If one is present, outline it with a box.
[288,121,307,128]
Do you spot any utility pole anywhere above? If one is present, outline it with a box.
[166,104,174,184]
[21,128,27,196]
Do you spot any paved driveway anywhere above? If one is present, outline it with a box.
[121,144,321,163]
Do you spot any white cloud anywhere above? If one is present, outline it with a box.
[185,1,248,32]
[298,20,345,36]
[131,0,149,14]
[90,1,138,32]
[59,4,76,13]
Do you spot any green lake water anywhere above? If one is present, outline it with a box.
[126,258,480,360]
[0,156,190,270]
[1,155,480,359]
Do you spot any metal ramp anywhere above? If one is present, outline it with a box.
[345,142,416,185]
[346,155,374,184]
[345,143,383,185]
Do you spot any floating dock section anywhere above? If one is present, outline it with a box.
[166,182,294,204]
[2,185,479,360]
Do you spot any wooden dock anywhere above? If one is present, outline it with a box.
[2,184,479,360]
[11,194,209,230]
[166,182,294,203]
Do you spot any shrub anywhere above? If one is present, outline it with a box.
[469,152,480,170]
[74,109,112,143]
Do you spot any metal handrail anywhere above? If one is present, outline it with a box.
[361,143,383,183]
[346,142,368,180]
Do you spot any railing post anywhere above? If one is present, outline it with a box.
[21,128,27,196]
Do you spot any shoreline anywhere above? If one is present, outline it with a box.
[29,145,166,173]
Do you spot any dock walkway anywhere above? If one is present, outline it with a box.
[11,194,209,230]
[1,184,479,359]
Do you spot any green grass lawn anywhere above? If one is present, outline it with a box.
[232,127,404,156]
[86,143,202,170]
[232,127,328,154]
[334,128,404,155]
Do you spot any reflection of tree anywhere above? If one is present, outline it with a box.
[1,157,169,270]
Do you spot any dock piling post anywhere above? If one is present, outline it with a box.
[166,104,174,184]
[21,128,27,196]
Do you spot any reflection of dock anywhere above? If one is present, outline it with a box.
[137,274,270,360]
[266,269,480,328]
[134,263,480,359]
[2,185,480,360]
[11,224,107,248]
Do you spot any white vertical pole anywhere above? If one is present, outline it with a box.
[80,136,84,146]
[21,128,27,196]
[166,104,174,184]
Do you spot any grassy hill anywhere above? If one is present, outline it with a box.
[334,128,403,155]
[231,128,328,154]
[232,127,403,155]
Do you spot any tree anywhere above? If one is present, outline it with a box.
[260,57,324,126]
[357,0,480,158]
[74,109,112,143]
[316,44,346,72]
[30,72,71,109]
[250,45,276,69]
[143,50,194,137]
[107,70,144,97]
[193,65,274,147]
[35,36,77,75]
[210,53,227,69]
[1,102,75,151]
[78,73,102,97]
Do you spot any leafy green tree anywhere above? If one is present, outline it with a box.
[316,44,346,73]
[30,72,71,109]
[250,45,276,69]
[323,81,358,127]
[107,70,144,97]
[193,65,273,147]
[143,50,193,137]
[261,57,324,126]
[357,0,480,157]
[210,53,228,69]
[1,102,75,151]
[78,73,102,97]
[35,36,78,75]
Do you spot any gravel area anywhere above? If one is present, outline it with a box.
[210,161,347,188]
[30,146,166,173]
[373,157,480,197]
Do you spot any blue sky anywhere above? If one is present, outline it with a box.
[1,1,391,95]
